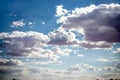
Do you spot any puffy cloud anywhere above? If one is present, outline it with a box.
[0,58,24,66]
[55,5,68,17]
[0,31,49,56]
[0,31,72,62]
[11,19,25,28]
[59,3,120,42]
[48,29,78,45]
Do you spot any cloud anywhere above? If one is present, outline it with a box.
[31,60,63,65]
[0,31,49,56]
[55,5,68,17]
[113,48,120,53]
[0,58,24,66]
[0,66,24,74]
[0,31,73,62]
[11,19,25,28]
[116,63,120,70]
[97,58,118,62]
[77,54,84,57]
[52,46,72,57]
[48,28,78,45]
[68,65,85,73]
[79,41,112,49]
[57,3,120,43]
[102,66,116,71]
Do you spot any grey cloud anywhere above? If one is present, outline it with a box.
[0,66,24,74]
[62,3,120,42]
[0,31,49,56]
[68,66,85,72]
[79,41,112,48]
[116,63,120,70]
[0,58,24,66]
[48,29,78,45]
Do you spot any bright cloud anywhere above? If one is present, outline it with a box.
[55,5,68,17]
[11,19,25,28]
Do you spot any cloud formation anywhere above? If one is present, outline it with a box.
[0,31,49,56]
[11,19,25,28]
[0,58,24,66]
[57,3,120,42]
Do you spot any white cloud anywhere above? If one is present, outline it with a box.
[11,19,25,28]
[31,60,63,65]
[55,5,68,17]
[52,46,72,57]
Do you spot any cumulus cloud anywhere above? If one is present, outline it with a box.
[11,19,25,28]
[55,5,68,17]
[57,3,120,43]
[48,28,78,45]
[0,31,73,63]
[0,31,49,56]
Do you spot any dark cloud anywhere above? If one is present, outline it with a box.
[0,58,24,66]
[116,63,120,69]
[62,4,120,42]
[0,67,23,74]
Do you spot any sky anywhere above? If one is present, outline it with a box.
[0,0,120,80]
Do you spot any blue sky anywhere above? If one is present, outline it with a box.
[0,0,120,80]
